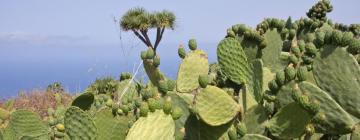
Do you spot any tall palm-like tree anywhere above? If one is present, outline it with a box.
[120,8,176,52]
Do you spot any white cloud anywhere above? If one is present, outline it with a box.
[0,32,90,45]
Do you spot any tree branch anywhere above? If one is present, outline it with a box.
[154,27,166,51]
[154,27,161,49]
[140,29,153,48]
[132,29,148,47]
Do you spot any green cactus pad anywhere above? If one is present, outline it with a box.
[64,106,97,140]
[9,110,49,139]
[126,110,175,140]
[275,81,296,109]
[71,92,94,111]
[261,29,287,72]
[184,114,233,140]
[195,86,240,126]
[177,50,209,93]
[110,117,131,140]
[267,103,313,139]
[167,93,190,139]
[94,108,130,140]
[249,59,265,103]
[240,134,272,140]
[313,44,360,119]
[143,59,166,86]
[298,82,354,134]
[217,37,250,85]
[244,105,268,134]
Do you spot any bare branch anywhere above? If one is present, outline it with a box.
[154,27,166,51]
[140,29,153,48]
[132,29,148,46]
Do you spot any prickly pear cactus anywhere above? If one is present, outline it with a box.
[261,29,288,72]
[94,108,130,140]
[177,50,209,93]
[194,86,240,126]
[298,82,354,134]
[8,110,49,139]
[217,38,251,85]
[71,92,95,111]
[64,106,97,140]
[267,103,314,139]
[313,44,360,119]
[126,110,175,140]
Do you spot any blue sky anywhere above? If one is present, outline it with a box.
[1,0,359,45]
[0,0,359,96]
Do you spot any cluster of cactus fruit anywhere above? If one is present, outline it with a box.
[1,0,360,139]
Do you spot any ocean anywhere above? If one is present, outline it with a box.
[0,42,217,98]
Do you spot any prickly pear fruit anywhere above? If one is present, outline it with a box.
[298,40,306,52]
[148,98,157,112]
[285,66,296,81]
[178,45,186,59]
[167,80,176,91]
[305,43,317,56]
[332,30,343,45]
[48,118,57,126]
[140,102,149,117]
[153,55,160,67]
[347,39,360,55]
[198,74,209,88]
[56,123,65,132]
[171,106,183,120]
[228,126,238,140]
[141,51,147,60]
[269,80,279,92]
[163,98,172,115]
[188,39,197,50]
[341,31,354,46]
[297,66,308,81]
[291,47,301,57]
[302,55,314,65]
[288,29,296,39]
[106,99,113,107]
[120,105,129,114]
[117,108,123,115]
[289,55,299,65]
[305,124,315,135]
[158,80,168,94]
[146,48,155,59]
[275,71,286,86]
[54,132,65,138]
[236,123,247,137]
[120,72,132,81]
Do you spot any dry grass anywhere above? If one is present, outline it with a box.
[2,90,73,118]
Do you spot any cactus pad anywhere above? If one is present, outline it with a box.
[261,29,287,72]
[184,114,233,140]
[217,37,250,85]
[249,59,265,103]
[313,44,360,119]
[177,50,209,93]
[240,134,271,140]
[195,86,240,126]
[126,110,175,140]
[64,106,97,140]
[71,92,94,111]
[298,82,354,134]
[94,108,130,140]
[267,103,313,139]
[116,79,137,102]
[244,105,268,134]
[9,110,49,139]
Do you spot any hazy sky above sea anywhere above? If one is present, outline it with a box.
[0,0,359,96]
